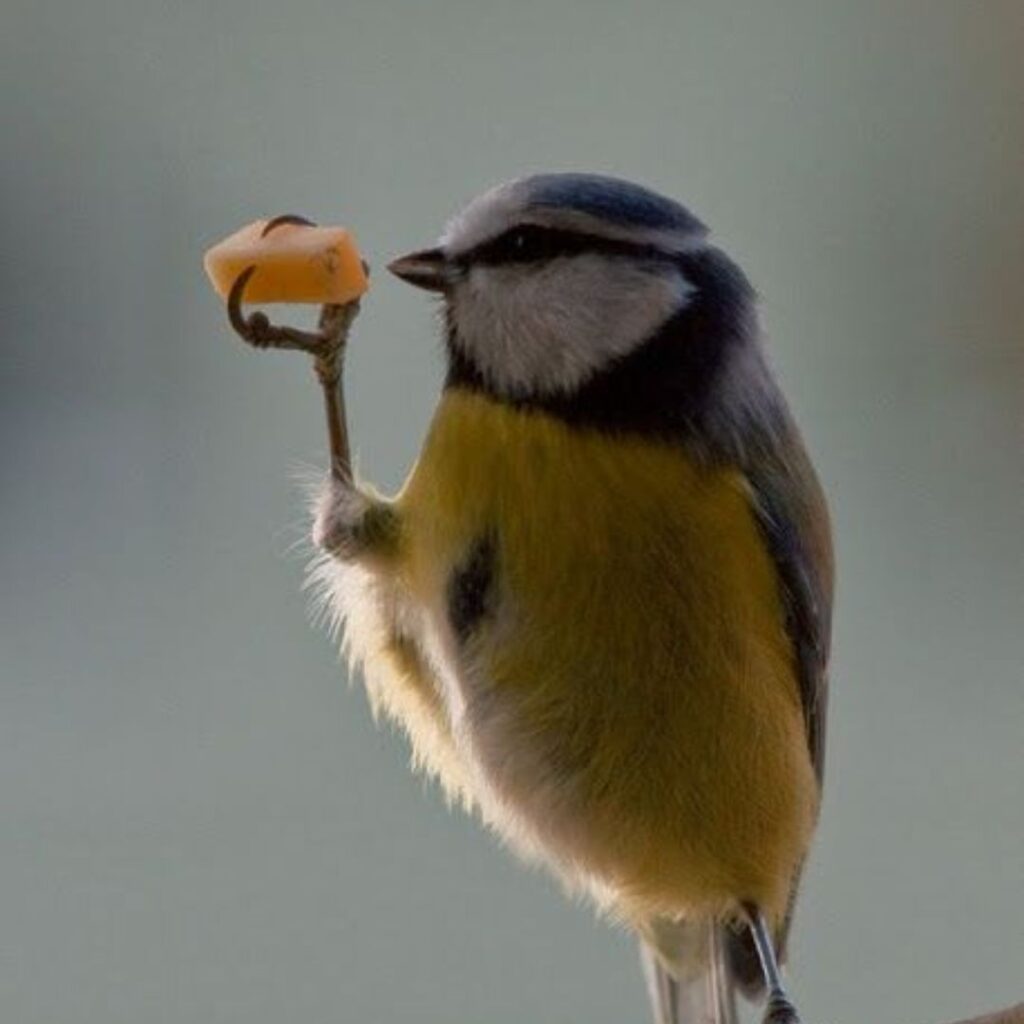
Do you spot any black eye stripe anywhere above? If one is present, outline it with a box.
[459,225,676,267]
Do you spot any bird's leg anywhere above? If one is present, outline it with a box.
[742,903,802,1024]
[225,264,360,483]
[224,261,398,562]
[309,299,358,484]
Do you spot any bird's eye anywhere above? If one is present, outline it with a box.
[501,227,549,261]
[474,225,566,265]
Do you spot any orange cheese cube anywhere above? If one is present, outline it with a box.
[203,218,369,305]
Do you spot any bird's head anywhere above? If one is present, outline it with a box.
[388,174,761,446]
[390,174,727,395]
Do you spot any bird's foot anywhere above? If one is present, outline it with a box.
[311,479,399,563]
[221,221,369,482]
[225,263,360,365]
[223,215,366,365]
[312,479,372,558]
[763,991,802,1024]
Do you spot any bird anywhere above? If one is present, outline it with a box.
[308,172,834,1024]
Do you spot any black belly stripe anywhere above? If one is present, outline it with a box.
[447,534,497,644]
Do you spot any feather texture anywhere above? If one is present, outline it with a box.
[312,388,819,928]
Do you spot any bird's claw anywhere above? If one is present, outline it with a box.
[260,213,317,237]
[224,262,360,362]
[763,993,802,1024]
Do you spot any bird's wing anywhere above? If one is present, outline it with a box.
[742,418,834,784]
[719,405,834,990]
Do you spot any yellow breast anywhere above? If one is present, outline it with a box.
[395,388,817,923]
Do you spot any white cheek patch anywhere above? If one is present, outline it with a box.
[451,256,693,396]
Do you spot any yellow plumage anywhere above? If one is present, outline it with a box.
[324,386,818,930]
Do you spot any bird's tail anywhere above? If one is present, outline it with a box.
[639,919,739,1024]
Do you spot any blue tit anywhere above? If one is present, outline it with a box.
[309,173,833,1024]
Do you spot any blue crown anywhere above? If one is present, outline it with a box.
[522,173,707,237]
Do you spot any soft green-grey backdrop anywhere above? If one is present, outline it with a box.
[2,2,1021,1022]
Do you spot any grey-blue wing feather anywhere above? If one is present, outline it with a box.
[702,347,834,994]
[703,341,834,784]
[744,427,833,783]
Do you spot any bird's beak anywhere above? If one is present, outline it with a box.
[387,247,450,292]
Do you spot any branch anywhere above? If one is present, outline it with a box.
[950,1003,1024,1024]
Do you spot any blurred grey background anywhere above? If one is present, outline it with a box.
[2,2,1022,1022]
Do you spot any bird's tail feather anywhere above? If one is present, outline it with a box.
[639,920,739,1024]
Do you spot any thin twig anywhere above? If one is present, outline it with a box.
[948,1003,1024,1024]
[224,264,361,482]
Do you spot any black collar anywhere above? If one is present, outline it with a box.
[443,246,759,446]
